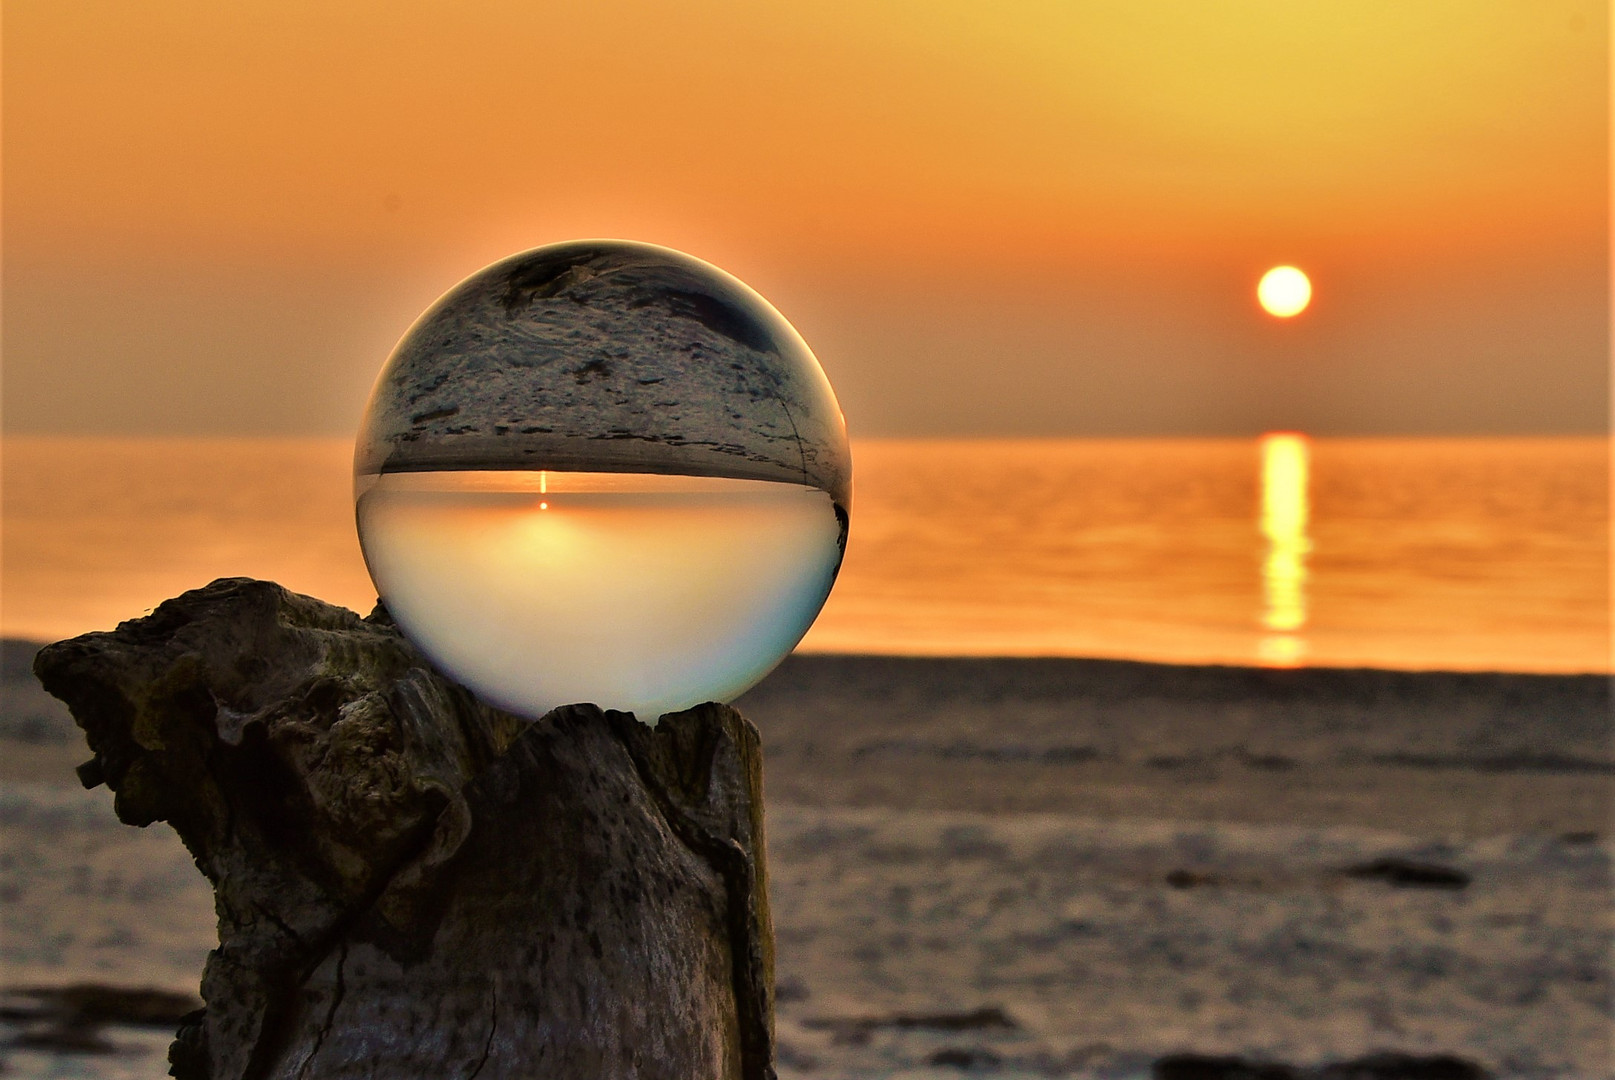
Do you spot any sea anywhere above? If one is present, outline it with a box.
[3,435,1608,673]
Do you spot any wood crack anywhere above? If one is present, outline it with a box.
[293,941,346,1080]
[611,713,776,1080]
[465,981,498,1080]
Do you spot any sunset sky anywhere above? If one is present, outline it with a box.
[4,1,1608,438]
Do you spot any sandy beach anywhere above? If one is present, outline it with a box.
[736,655,1612,839]
[3,640,1609,1078]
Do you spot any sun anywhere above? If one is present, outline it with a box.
[1257,266,1311,318]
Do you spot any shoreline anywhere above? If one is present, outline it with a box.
[9,634,1608,681]
[10,638,1608,837]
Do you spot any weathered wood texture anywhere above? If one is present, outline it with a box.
[33,577,777,1080]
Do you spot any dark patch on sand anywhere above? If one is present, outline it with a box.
[2,983,203,1055]
[929,1045,1002,1069]
[1342,858,1471,890]
[1154,1051,1488,1080]
[408,405,460,425]
[804,1005,1018,1046]
[1166,869,1225,889]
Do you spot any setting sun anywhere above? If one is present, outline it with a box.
[1257,266,1312,318]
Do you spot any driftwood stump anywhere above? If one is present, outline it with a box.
[33,577,777,1080]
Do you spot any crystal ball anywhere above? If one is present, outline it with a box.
[355,240,851,721]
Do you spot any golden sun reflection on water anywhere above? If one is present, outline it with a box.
[1259,433,1311,666]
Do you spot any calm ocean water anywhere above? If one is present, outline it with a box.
[2,436,1607,673]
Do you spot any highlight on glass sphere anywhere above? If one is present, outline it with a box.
[354,240,851,723]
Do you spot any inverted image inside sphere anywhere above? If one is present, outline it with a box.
[356,240,850,510]
[356,469,845,720]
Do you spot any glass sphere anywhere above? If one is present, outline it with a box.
[355,240,850,721]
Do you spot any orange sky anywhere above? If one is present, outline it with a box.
[4,1,1609,436]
